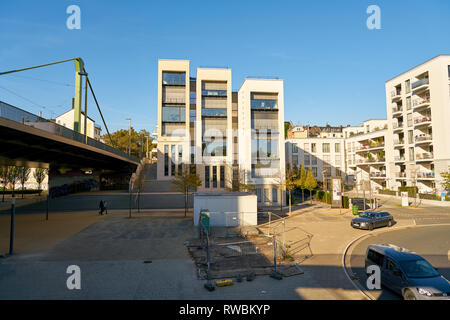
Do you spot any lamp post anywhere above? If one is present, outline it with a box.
[126,118,131,156]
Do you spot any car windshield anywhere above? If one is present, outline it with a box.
[359,212,375,218]
[399,259,439,278]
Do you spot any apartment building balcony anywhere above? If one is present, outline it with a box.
[412,78,429,93]
[356,158,385,166]
[391,90,402,101]
[413,98,431,110]
[395,172,407,179]
[415,134,432,145]
[393,139,404,147]
[414,116,432,127]
[393,122,404,132]
[370,172,386,179]
[416,171,435,180]
[416,152,434,162]
[163,97,186,104]
[355,142,385,152]
[394,156,406,163]
[251,99,278,111]
[392,106,403,115]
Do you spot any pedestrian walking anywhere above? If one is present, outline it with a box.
[104,200,108,214]
[99,200,105,215]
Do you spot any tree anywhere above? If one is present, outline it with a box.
[1,166,8,202]
[285,164,300,214]
[6,166,20,196]
[171,164,202,217]
[441,166,450,191]
[226,166,254,193]
[103,128,155,159]
[299,164,307,203]
[33,168,48,195]
[304,167,318,204]
[18,167,31,198]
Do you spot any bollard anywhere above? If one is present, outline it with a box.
[9,194,16,255]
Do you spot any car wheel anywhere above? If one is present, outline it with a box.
[369,223,374,231]
[403,289,416,300]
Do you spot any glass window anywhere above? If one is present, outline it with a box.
[311,155,317,165]
[409,147,415,161]
[164,145,169,176]
[162,72,185,85]
[406,96,411,110]
[311,143,316,153]
[190,109,196,123]
[190,91,196,104]
[323,143,330,153]
[408,130,413,144]
[201,108,227,117]
[256,188,261,202]
[171,145,175,176]
[203,141,226,157]
[272,188,278,203]
[335,143,340,153]
[205,166,210,188]
[251,99,277,110]
[405,80,411,94]
[264,189,269,202]
[304,154,310,165]
[292,143,298,153]
[162,106,185,122]
[312,167,317,177]
[212,166,217,188]
[220,166,225,188]
[407,113,413,127]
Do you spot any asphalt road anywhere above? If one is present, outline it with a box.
[348,225,450,300]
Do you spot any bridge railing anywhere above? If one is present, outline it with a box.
[0,100,138,162]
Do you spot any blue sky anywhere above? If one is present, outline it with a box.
[1,0,450,133]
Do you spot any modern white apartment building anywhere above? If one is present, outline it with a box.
[156,60,285,205]
[286,119,387,192]
[344,119,388,192]
[385,55,450,194]
[285,137,346,187]
[238,78,285,204]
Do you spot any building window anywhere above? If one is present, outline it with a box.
[292,143,298,153]
[311,155,317,165]
[312,167,318,177]
[292,155,298,165]
[405,80,411,94]
[205,166,210,188]
[190,91,196,105]
[178,145,183,174]
[212,166,217,188]
[304,143,310,152]
[171,145,175,176]
[335,154,341,164]
[304,154,310,165]
[323,143,330,153]
[408,130,413,144]
[264,189,269,202]
[164,145,169,176]
[336,167,341,177]
[335,143,340,153]
[162,72,185,85]
[406,96,411,110]
[311,143,316,153]
[272,188,278,203]
[256,188,261,202]
[409,147,415,161]
[407,113,413,127]
[220,166,225,188]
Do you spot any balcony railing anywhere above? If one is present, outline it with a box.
[394,139,404,145]
[417,172,435,179]
[391,90,401,98]
[416,152,434,160]
[202,90,227,97]
[413,98,431,107]
[415,134,432,142]
[392,106,403,113]
[357,158,385,164]
[414,116,432,125]
[163,97,186,104]
[395,172,406,178]
[251,99,278,110]
[393,123,403,129]
[370,172,386,178]
[394,156,405,162]
[201,108,227,117]
[412,78,429,90]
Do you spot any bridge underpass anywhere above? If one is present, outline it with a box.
[0,101,139,192]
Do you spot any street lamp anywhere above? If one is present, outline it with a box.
[126,118,131,156]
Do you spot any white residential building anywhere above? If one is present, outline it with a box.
[156,60,285,205]
[385,55,450,194]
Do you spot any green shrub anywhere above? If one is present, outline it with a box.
[342,196,349,208]
[398,186,418,196]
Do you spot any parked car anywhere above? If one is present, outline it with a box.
[351,211,394,230]
[351,198,370,211]
[365,244,450,300]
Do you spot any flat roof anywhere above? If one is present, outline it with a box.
[385,54,450,83]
